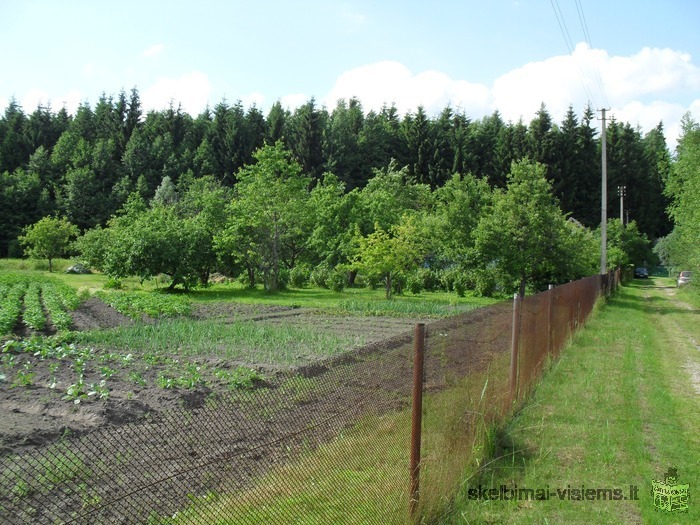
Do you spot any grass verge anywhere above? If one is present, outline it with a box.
[438,278,699,524]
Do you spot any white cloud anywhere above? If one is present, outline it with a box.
[605,46,700,99]
[142,44,165,58]
[57,90,83,115]
[322,44,699,147]
[11,89,83,114]
[491,42,700,147]
[21,89,50,111]
[323,61,490,116]
[141,71,211,115]
[280,93,308,111]
[690,99,700,120]
[242,91,266,108]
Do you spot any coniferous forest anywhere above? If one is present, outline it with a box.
[1,88,679,295]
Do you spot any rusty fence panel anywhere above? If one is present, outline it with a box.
[514,271,613,404]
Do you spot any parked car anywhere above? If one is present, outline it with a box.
[634,267,649,278]
[677,271,692,287]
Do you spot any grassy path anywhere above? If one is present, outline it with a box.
[440,278,699,524]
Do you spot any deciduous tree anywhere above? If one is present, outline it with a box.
[19,216,78,272]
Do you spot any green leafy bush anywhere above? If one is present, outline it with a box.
[289,265,310,288]
[311,265,332,289]
[406,271,424,295]
[328,268,347,292]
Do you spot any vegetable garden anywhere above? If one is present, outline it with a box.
[0,267,492,459]
[0,273,79,335]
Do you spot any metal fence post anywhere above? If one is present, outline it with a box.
[410,323,426,516]
[509,293,522,404]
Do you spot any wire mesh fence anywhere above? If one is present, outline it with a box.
[415,269,620,520]
[0,270,619,524]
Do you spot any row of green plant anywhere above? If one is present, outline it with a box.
[1,336,265,405]
[2,443,92,502]
[95,289,191,319]
[283,264,502,298]
[335,299,479,318]
[0,281,27,334]
[75,317,365,367]
[0,272,79,335]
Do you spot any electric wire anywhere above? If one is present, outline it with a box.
[549,0,597,107]
[574,0,610,107]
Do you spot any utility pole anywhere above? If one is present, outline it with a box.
[618,185,626,224]
[599,108,609,274]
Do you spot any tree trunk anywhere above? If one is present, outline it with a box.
[385,272,392,300]
[348,269,357,287]
[518,276,527,298]
[246,264,256,288]
[271,213,280,292]
[48,257,53,273]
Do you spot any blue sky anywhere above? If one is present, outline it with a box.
[1,0,699,147]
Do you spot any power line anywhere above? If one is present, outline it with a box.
[549,0,597,106]
[551,0,576,54]
[574,0,610,107]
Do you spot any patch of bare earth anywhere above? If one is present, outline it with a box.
[1,297,145,456]
[69,296,134,331]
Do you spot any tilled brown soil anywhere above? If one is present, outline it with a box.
[69,296,134,331]
[0,299,513,524]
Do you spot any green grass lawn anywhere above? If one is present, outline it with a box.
[186,282,499,316]
[438,278,700,524]
[0,258,500,318]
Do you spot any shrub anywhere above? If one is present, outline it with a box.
[470,267,499,297]
[237,270,256,288]
[289,265,310,288]
[104,278,122,290]
[391,273,406,296]
[311,264,332,289]
[440,267,470,296]
[406,272,424,295]
[328,268,347,292]
[364,273,383,290]
[454,276,467,297]
[440,267,457,292]
[421,268,442,292]
[276,268,290,290]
